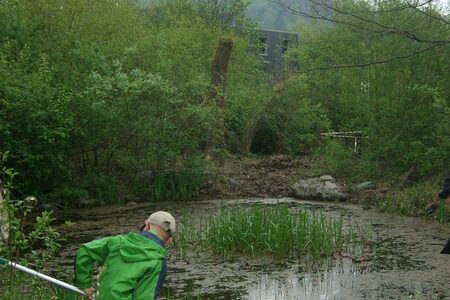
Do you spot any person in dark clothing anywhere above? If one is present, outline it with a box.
[438,171,450,254]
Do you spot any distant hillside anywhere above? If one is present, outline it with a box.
[139,0,308,31]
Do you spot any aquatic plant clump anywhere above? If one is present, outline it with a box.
[178,205,345,258]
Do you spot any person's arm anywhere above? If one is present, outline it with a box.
[74,237,115,289]
[133,259,166,300]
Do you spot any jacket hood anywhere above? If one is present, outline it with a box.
[119,232,166,263]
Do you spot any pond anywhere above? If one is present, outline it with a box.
[54,198,450,299]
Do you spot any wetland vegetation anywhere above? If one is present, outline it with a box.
[176,204,348,259]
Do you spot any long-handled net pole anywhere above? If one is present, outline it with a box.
[0,256,86,296]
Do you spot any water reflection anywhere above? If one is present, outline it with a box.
[246,259,361,300]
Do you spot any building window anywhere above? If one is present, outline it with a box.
[259,37,267,55]
[281,39,289,54]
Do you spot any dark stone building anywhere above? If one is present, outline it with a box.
[258,29,299,73]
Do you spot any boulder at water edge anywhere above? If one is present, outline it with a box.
[289,175,347,201]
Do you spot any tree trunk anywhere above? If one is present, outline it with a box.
[239,119,258,153]
[209,37,233,108]
[206,38,234,151]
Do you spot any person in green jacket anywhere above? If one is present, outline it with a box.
[75,211,176,300]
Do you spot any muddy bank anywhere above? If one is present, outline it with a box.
[199,155,313,199]
[53,198,450,299]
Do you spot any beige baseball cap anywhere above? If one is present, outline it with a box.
[144,211,176,235]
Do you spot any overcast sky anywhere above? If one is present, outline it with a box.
[436,0,449,10]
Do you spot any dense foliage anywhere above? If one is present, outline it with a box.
[0,0,448,204]
[285,0,450,179]
[0,0,267,203]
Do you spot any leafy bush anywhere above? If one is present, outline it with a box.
[315,140,355,178]
[1,155,69,299]
[0,43,75,197]
[134,156,205,201]
[0,153,61,262]
[251,80,331,155]
[0,0,266,205]
[45,187,89,209]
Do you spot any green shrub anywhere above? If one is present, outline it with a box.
[315,140,355,178]
[46,187,89,209]
[0,44,75,198]
[1,157,72,299]
[376,179,449,222]
[149,169,202,201]
[79,172,120,204]
[134,156,205,201]
[251,88,331,156]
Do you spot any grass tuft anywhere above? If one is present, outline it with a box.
[176,204,348,259]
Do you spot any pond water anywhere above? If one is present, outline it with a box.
[54,198,450,299]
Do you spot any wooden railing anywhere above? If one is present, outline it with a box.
[320,131,367,152]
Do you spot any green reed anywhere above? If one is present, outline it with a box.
[149,168,203,201]
[176,205,347,259]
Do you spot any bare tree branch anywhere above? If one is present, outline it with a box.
[300,31,396,44]
[299,43,443,73]
[406,0,450,26]
[272,0,384,34]
[271,0,450,44]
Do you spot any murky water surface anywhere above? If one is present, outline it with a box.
[54,198,450,299]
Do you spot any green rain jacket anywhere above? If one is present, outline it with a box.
[75,230,167,300]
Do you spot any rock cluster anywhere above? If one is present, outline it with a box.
[289,175,347,200]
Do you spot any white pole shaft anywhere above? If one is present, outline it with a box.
[7,261,86,296]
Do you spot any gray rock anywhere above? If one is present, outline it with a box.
[24,196,38,208]
[356,181,374,191]
[319,175,335,182]
[290,176,347,200]
[126,201,138,207]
